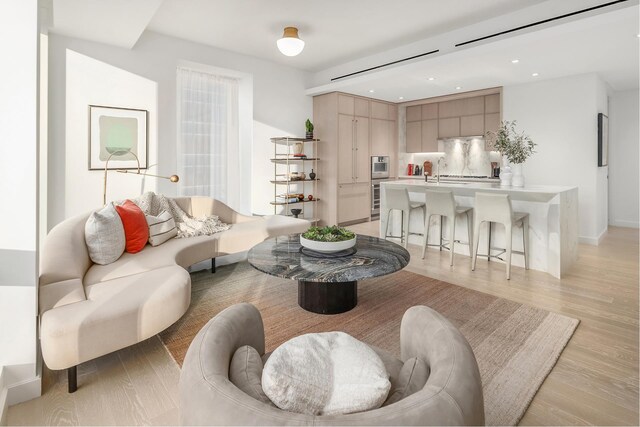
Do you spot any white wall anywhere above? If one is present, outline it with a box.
[503,73,608,244]
[48,31,312,226]
[609,89,639,228]
[0,0,41,404]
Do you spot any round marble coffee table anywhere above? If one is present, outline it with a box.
[247,234,410,314]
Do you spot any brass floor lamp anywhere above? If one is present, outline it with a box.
[103,149,179,205]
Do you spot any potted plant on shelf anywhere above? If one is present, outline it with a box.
[305,119,314,139]
[486,120,536,187]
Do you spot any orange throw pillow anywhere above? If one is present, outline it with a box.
[115,200,149,253]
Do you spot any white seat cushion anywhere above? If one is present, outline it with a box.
[262,332,391,415]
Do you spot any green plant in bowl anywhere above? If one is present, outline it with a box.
[302,226,355,242]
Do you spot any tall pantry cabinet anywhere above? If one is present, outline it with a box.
[313,92,397,226]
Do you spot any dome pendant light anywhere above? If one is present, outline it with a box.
[277,26,305,57]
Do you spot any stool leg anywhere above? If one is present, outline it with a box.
[466,211,473,257]
[523,216,530,270]
[421,213,431,259]
[487,222,492,261]
[402,210,409,248]
[384,209,392,239]
[505,224,513,280]
[471,220,481,271]
[448,215,456,266]
[439,216,443,251]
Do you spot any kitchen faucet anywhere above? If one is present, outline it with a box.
[436,156,445,184]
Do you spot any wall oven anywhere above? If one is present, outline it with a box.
[371,156,390,179]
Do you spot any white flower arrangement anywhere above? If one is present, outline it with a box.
[486,120,536,164]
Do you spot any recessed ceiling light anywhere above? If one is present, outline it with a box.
[511,59,520,64]
[368,89,375,93]
[532,72,539,77]
[637,34,640,38]
[455,86,462,90]
[428,77,435,81]
[398,96,404,100]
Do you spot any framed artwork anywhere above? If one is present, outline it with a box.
[597,112,608,167]
[89,105,148,170]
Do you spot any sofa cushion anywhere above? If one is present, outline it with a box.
[115,200,149,253]
[229,345,274,405]
[84,203,126,265]
[146,211,178,246]
[262,331,391,416]
[383,357,430,406]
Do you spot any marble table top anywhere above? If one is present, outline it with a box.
[247,234,410,283]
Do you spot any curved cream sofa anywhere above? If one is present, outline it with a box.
[39,197,309,391]
[180,303,485,426]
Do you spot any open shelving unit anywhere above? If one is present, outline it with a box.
[270,137,320,224]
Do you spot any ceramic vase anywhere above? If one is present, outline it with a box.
[511,163,525,187]
[293,142,303,155]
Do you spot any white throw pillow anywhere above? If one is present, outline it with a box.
[84,203,126,265]
[145,211,178,246]
[262,332,391,415]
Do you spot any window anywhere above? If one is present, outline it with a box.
[177,67,240,207]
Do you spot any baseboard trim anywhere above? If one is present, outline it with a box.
[609,219,640,229]
[579,228,608,246]
[0,368,7,426]
[6,375,40,406]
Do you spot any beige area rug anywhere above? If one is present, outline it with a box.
[159,262,579,426]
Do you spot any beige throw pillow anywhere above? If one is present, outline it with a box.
[262,332,391,415]
[145,211,177,246]
[382,357,430,406]
[84,203,126,265]
[229,345,273,405]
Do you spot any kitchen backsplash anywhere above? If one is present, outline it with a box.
[399,137,501,177]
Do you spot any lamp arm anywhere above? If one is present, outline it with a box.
[103,150,141,206]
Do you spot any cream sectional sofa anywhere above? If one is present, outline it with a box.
[39,197,309,392]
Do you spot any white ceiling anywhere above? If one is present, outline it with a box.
[307,6,640,102]
[146,0,548,71]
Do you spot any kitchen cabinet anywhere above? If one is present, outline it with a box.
[422,103,438,120]
[485,112,500,134]
[406,105,422,122]
[460,114,485,137]
[461,96,485,116]
[421,119,438,151]
[406,121,421,153]
[485,94,500,114]
[338,182,370,224]
[438,117,460,138]
[438,99,464,118]
[314,92,396,226]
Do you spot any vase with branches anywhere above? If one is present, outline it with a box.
[486,120,536,187]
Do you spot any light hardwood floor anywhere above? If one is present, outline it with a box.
[7,224,639,426]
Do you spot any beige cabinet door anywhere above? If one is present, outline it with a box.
[354,117,370,183]
[406,105,422,122]
[371,119,390,156]
[438,117,460,138]
[484,113,500,134]
[388,104,397,120]
[338,183,370,224]
[371,101,388,120]
[338,94,354,115]
[406,121,422,153]
[422,103,438,120]
[461,96,485,116]
[421,119,438,152]
[438,99,463,118]
[460,114,485,136]
[485,94,500,114]
[338,114,354,184]
[355,98,369,117]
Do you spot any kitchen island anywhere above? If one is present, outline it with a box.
[380,179,579,278]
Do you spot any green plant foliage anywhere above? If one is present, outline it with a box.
[305,119,314,133]
[485,120,536,164]
[302,226,355,242]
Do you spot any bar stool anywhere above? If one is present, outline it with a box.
[471,192,529,280]
[383,187,426,248]
[421,190,473,266]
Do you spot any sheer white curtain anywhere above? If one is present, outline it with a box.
[177,67,241,210]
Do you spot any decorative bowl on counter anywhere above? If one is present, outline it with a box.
[300,226,357,253]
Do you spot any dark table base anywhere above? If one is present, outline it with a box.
[297,280,357,314]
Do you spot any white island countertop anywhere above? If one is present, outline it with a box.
[380,179,579,278]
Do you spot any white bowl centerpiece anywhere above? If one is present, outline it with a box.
[300,226,356,253]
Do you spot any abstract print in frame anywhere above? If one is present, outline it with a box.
[89,105,148,170]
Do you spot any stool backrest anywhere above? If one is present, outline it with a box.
[474,192,513,224]
[385,187,411,211]
[425,190,456,217]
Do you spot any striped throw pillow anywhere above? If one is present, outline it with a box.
[145,211,178,246]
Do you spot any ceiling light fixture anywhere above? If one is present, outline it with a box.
[511,59,520,63]
[428,77,435,81]
[398,96,404,100]
[277,27,305,57]
[455,86,462,90]
[532,72,539,77]
[368,89,375,93]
